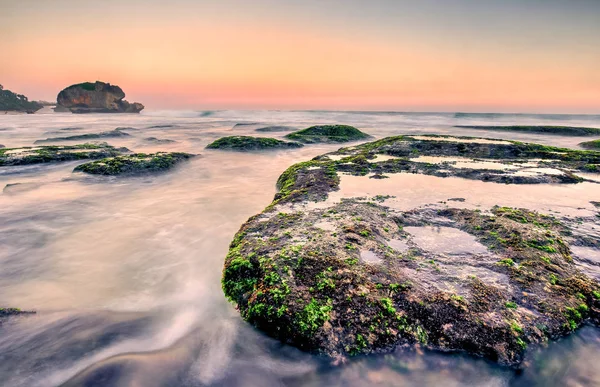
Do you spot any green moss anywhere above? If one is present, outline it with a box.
[380,298,396,314]
[0,143,123,167]
[66,82,97,91]
[510,320,524,334]
[206,136,303,151]
[580,139,600,149]
[74,152,194,175]
[297,298,333,334]
[285,125,370,144]
[505,301,518,309]
[498,258,515,267]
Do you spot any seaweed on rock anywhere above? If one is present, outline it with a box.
[206,136,303,151]
[74,152,195,175]
[285,125,371,144]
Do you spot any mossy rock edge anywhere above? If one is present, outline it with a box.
[206,136,303,151]
[74,152,195,175]
[285,125,371,144]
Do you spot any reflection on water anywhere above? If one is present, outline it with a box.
[1,110,600,386]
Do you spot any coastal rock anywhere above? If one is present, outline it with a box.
[455,125,600,136]
[255,126,297,133]
[0,143,127,166]
[0,84,43,113]
[580,140,600,150]
[222,135,600,367]
[144,137,176,144]
[206,136,303,151]
[34,129,131,144]
[0,308,35,324]
[285,125,371,143]
[74,152,195,175]
[56,81,144,114]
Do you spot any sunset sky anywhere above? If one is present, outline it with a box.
[1,0,599,112]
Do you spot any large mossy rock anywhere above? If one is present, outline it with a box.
[74,152,194,175]
[0,85,43,113]
[56,81,144,113]
[222,135,600,367]
[285,125,371,144]
[0,144,126,166]
[206,136,303,151]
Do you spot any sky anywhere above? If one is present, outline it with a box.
[1,0,599,112]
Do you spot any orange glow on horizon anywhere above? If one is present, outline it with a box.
[1,12,598,113]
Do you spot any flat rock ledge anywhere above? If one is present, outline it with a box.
[221,135,600,368]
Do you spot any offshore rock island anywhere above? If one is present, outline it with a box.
[55,81,144,114]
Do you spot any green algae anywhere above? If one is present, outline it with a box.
[206,136,303,151]
[74,152,194,175]
[0,143,125,166]
[285,125,371,144]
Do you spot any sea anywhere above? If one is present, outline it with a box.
[1,109,600,386]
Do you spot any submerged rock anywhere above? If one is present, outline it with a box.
[255,126,297,133]
[56,81,144,114]
[144,137,176,144]
[580,140,600,150]
[74,152,195,175]
[0,143,126,166]
[285,125,371,144]
[206,136,303,151]
[34,129,131,144]
[222,135,600,368]
[0,308,35,322]
[455,126,600,136]
[0,84,43,113]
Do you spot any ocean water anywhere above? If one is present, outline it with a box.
[1,109,600,387]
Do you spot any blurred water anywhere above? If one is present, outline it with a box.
[0,109,599,386]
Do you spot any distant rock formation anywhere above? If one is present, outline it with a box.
[0,84,43,113]
[56,81,144,114]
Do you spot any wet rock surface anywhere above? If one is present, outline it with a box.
[143,137,176,144]
[74,152,195,176]
[206,136,303,151]
[285,125,371,144]
[222,135,600,367]
[56,81,144,114]
[0,144,126,166]
[456,126,600,136]
[34,129,131,144]
[255,126,297,132]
